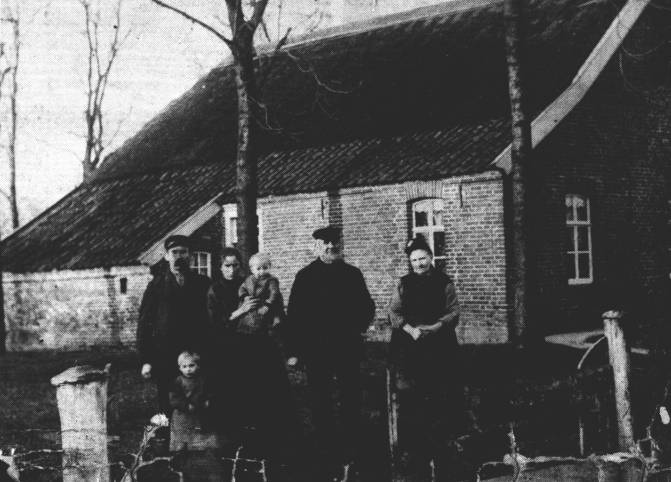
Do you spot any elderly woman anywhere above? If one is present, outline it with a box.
[388,236,462,472]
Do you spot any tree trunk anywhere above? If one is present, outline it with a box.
[8,15,19,229]
[504,0,532,345]
[82,124,95,182]
[233,32,259,268]
[0,249,6,355]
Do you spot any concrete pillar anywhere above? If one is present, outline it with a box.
[602,310,635,451]
[51,365,110,482]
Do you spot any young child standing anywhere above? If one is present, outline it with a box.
[169,350,221,452]
[237,252,284,335]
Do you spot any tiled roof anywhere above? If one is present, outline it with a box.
[93,0,620,181]
[2,165,233,272]
[2,0,631,272]
[3,120,509,272]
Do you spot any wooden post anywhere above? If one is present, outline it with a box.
[51,365,110,482]
[602,310,635,451]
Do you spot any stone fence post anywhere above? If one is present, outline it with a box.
[602,310,635,451]
[51,365,110,482]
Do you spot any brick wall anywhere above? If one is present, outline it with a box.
[259,174,509,344]
[442,173,509,344]
[529,69,669,337]
[3,266,151,351]
[4,174,509,352]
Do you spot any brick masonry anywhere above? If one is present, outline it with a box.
[2,173,510,350]
[526,67,670,339]
[4,57,670,351]
[254,173,509,344]
[3,266,151,351]
[4,74,669,351]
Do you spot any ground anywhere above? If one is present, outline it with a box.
[0,342,659,481]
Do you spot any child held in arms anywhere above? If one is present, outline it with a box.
[169,350,221,452]
[237,252,284,335]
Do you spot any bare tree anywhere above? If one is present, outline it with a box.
[0,242,5,355]
[1,4,20,230]
[0,187,8,354]
[151,0,288,267]
[504,0,533,346]
[80,0,126,182]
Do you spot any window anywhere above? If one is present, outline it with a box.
[224,204,238,247]
[411,198,446,261]
[119,277,128,295]
[565,194,593,285]
[223,204,263,251]
[191,251,212,277]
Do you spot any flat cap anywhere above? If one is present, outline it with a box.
[312,226,341,243]
[164,234,191,250]
[404,236,432,256]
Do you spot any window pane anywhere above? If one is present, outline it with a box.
[577,227,589,251]
[432,208,443,226]
[229,217,238,243]
[566,227,575,251]
[433,231,445,256]
[415,210,428,227]
[578,253,591,279]
[566,253,577,280]
[575,197,588,221]
[565,196,575,222]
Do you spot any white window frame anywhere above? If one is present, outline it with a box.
[191,251,212,277]
[566,194,593,285]
[223,204,263,251]
[411,198,446,261]
[223,204,238,247]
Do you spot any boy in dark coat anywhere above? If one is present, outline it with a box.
[169,350,221,452]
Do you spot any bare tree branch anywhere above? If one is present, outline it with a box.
[284,50,358,95]
[152,0,327,265]
[249,0,271,32]
[7,8,20,229]
[80,0,128,179]
[150,0,232,46]
[0,66,11,94]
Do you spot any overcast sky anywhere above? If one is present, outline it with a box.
[0,0,235,230]
[0,0,443,234]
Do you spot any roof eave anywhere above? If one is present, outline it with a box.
[137,194,223,266]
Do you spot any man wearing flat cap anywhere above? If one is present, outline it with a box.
[388,236,462,473]
[136,234,212,414]
[286,226,375,468]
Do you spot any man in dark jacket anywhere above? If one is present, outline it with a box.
[286,226,375,466]
[137,235,212,414]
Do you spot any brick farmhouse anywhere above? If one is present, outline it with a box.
[1,0,669,351]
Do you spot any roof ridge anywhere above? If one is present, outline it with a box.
[257,0,500,56]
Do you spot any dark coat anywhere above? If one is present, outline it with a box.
[286,258,375,359]
[206,276,244,336]
[237,275,284,335]
[136,269,212,367]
